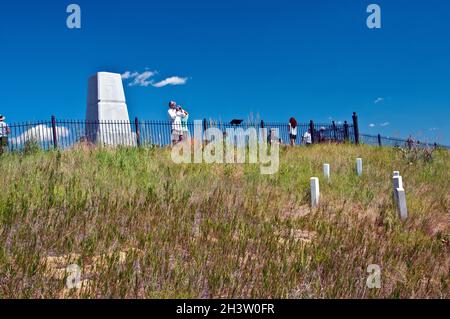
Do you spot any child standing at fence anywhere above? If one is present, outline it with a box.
[302,129,312,146]
[0,115,10,155]
[288,117,298,146]
[180,107,189,141]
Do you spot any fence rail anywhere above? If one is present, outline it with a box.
[2,115,448,152]
[360,133,450,150]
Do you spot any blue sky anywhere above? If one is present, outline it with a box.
[1,0,449,144]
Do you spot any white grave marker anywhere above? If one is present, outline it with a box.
[392,175,403,204]
[310,177,320,208]
[323,164,330,181]
[395,187,408,221]
[356,158,363,176]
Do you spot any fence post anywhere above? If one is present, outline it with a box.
[332,121,337,142]
[343,121,349,142]
[378,134,382,147]
[51,115,58,149]
[134,117,141,147]
[352,112,360,145]
[203,118,208,145]
[260,120,265,129]
[309,120,315,144]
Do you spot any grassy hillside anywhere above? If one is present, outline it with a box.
[0,144,448,298]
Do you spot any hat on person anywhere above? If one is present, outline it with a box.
[0,115,5,121]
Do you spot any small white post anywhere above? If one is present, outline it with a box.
[323,164,330,182]
[392,175,403,204]
[356,158,363,176]
[395,187,408,221]
[310,177,320,208]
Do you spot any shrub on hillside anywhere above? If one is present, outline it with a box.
[23,139,41,155]
[398,145,435,164]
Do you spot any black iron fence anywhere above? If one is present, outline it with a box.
[2,114,447,152]
[2,116,357,152]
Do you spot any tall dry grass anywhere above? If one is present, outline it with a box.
[0,144,448,298]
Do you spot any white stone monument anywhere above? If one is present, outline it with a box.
[86,72,135,146]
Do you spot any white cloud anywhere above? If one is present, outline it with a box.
[369,123,376,128]
[121,71,155,86]
[121,71,131,79]
[380,122,390,127]
[122,71,188,88]
[121,71,138,80]
[130,71,156,87]
[374,97,385,104]
[12,125,69,144]
[152,76,188,88]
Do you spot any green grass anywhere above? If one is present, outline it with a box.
[0,144,448,298]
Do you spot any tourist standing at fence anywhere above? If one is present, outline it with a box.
[168,101,185,145]
[406,135,414,149]
[302,129,312,146]
[288,117,298,146]
[175,106,186,142]
[0,115,10,155]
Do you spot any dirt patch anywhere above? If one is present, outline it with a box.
[281,205,311,220]
[40,248,143,298]
[276,229,317,245]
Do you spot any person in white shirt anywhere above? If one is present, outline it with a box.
[288,117,298,146]
[0,115,10,154]
[179,106,189,141]
[302,129,312,146]
[167,101,185,145]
